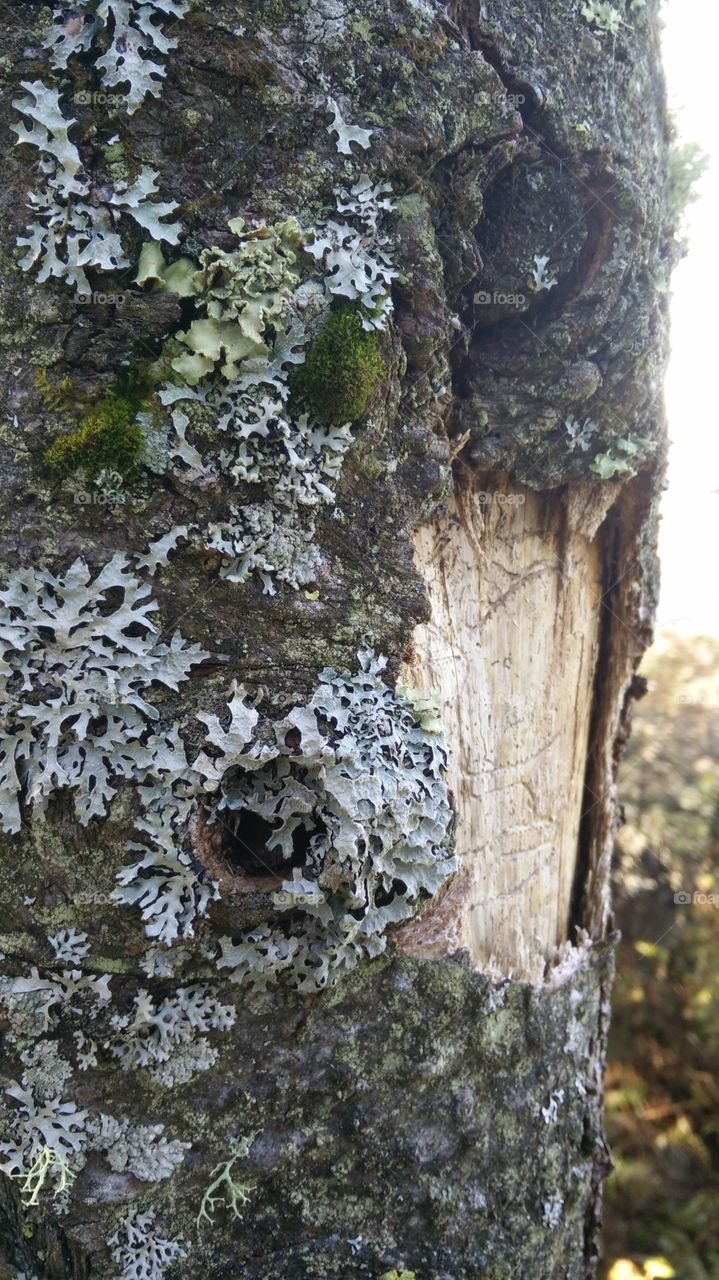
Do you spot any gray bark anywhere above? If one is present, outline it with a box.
[0,1,671,1277]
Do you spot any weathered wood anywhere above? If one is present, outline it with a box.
[403,477,606,978]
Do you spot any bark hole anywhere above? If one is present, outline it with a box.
[220,809,316,878]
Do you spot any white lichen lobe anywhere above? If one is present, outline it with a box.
[46,1,190,113]
[0,554,206,833]
[108,1209,188,1280]
[213,650,455,991]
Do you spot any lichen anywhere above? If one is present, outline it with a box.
[306,215,397,331]
[108,1210,188,1280]
[13,82,181,293]
[0,1077,89,1207]
[580,1,623,35]
[92,1114,190,1182]
[190,218,304,347]
[0,967,111,1041]
[47,927,90,965]
[204,500,325,594]
[158,330,355,592]
[590,433,653,479]
[114,789,221,945]
[18,1039,74,1097]
[104,647,453,982]
[326,95,373,154]
[542,1189,565,1229]
[131,163,397,589]
[196,1136,256,1232]
[211,650,455,992]
[0,553,207,832]
[564,416,598,453]
[107,985,235,1074]
[142,217,306,385]
[531,254,558,292]
[147,180,398,590]
[45,0,190,114]
[289,301,385,425]
[9,1143,76,1208]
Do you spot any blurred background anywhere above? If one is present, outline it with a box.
[601,2,719,1278]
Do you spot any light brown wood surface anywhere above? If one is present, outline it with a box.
[402,476,608,979]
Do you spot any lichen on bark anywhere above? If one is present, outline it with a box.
[0,0,672,1276]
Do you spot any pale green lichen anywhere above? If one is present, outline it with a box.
[139,217,306,384]
[395,683,443,734]
[135,240,196,295]
[11,1143,75,1207]
[196,1136,256,1232]
[590,433,652,478]
[580,1,623,35]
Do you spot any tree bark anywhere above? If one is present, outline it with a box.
[0,2,671,1277]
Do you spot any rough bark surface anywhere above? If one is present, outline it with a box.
[0,1,671,1277]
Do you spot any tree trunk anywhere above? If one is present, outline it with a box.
[0,2,671,1278]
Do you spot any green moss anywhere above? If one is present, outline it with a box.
[36,368,92,414]
[43,388,144,483]
[289,302,385,425]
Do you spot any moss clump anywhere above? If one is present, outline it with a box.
[289,302,385,425]
[36,368,92,413]
[43,389,144,483]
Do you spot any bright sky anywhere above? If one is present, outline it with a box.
[657,0,719,634]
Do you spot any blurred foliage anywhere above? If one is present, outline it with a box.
[602,633,719,1280]
[665,140,709,246]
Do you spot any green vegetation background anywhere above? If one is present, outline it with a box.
[601,634,719,1280]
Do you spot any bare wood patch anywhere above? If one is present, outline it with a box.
[400,475,604,980]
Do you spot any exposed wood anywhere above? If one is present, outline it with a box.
[403,474,605,979]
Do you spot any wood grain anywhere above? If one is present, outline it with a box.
[402,476,604,979]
